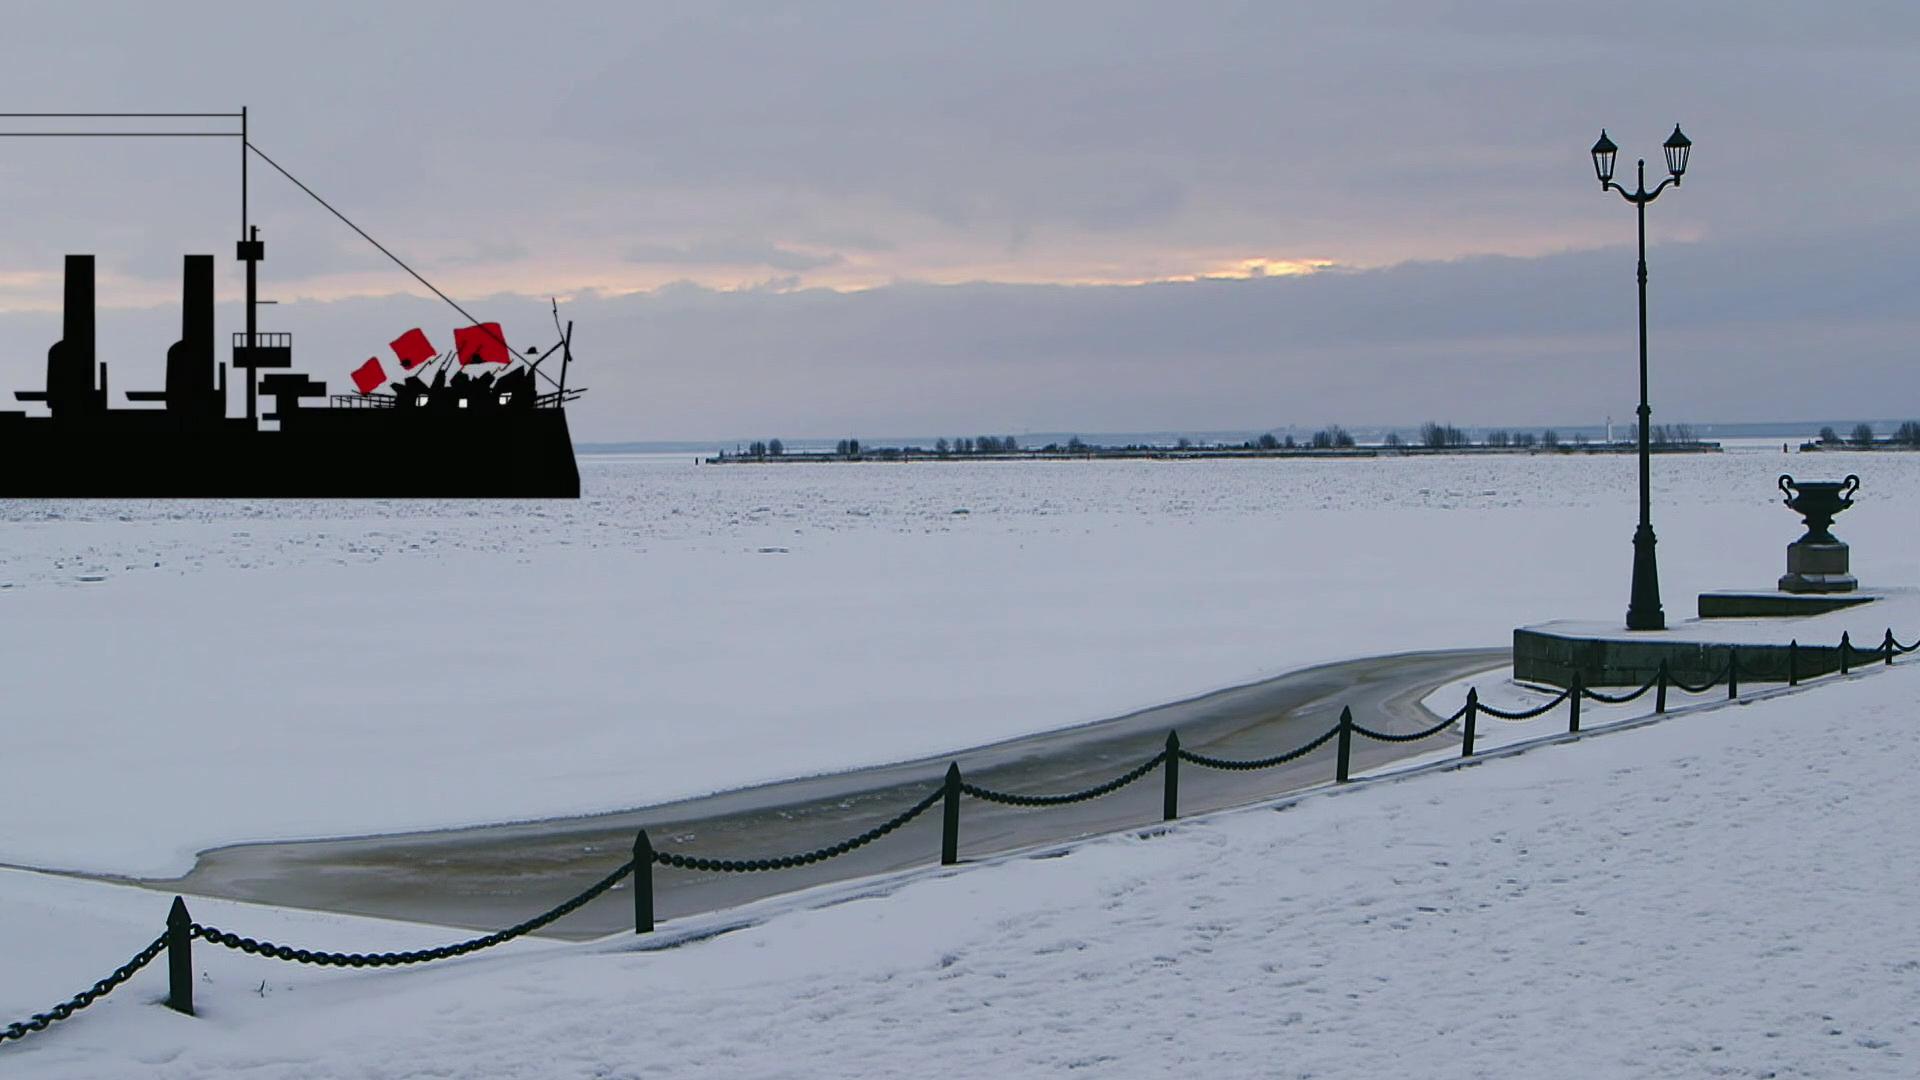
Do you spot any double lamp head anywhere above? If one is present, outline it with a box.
[1590,124,1691,186]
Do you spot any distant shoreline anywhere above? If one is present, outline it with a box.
[703,442,1726,464]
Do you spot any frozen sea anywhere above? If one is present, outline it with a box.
[2,440,1916,876]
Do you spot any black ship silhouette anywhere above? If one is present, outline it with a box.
[0,110,582,498]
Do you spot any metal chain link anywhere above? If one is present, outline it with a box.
[1580,669,1662,704]
[1,930,168,1043]
[1841,641,1886,663]
[1178,722,1341,771]
[961,752,1165,806]
[1351,710,1459,743]
[1668,665,1731,695]
[1477,688,1572,720]
[653,785,945,873]
[194,859,634,967]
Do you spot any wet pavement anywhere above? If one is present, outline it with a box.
[146,647,1506,939]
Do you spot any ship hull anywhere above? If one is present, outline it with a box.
[0,407,580,498]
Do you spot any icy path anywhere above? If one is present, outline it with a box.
[160,649,1499,939]
[7,657,1919,1077]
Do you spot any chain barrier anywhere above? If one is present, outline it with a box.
[9,624,1913,1046]
[1667,664,1731,696]
[653,786,945,873]
[0,931,168,1043]
[194,859,634,968]
[1178,723,1341,771]
[1476,688,1572,721]
[961,752,1166,806]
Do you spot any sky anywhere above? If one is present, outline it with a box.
[0,1,1914,441]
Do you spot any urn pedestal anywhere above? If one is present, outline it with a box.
[1779,540,1854,593]
[1777,475,1859,594]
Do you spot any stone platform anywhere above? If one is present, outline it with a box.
[1697,590,1875,619]
[1513,588,1913,689]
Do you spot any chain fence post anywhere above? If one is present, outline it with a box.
[1788,640,1798,686]
[1462,688,1478,758]
[941,763,961,865]
[1656,660,1668,713]
[633,830,654,934]
[1162,731,1180,821]
[1841,631,1852,676]
[1335,706,1353,783]
[1727,648,1739,700]
[166,896,194,1017]
[1885,628,1896,666]
[1568,671,1582,733]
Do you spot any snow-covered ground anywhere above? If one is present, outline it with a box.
[6,643,1919,1077]
[2,443,1917,876]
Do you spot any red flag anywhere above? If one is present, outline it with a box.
[454,322,511,365]
[390,328,436,370]
[351,356,388,395]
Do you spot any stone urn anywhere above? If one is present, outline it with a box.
[1777,474,1859,593]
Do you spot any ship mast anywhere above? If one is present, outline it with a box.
[236,106,268,425]
[241,106,259,424]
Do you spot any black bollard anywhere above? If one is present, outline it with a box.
[633,830,654,934]
[941,763,961,865]
[1335,707,1354,783]
[1656,660,1668,713]
[166,896,194,1016]
[1462,689,1478,758]
[1788,640,1798,686]
[1727,649,1739,700]
[1886,629,1897,666]
[1162,731,1180,821]
[1569,671,1582,733]
[1841,632,1852,675]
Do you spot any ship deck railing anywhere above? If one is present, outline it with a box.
[332,393,397,409]
[329,389,582,410]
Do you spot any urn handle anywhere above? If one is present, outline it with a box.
[1778,474,1798,507]
[1840,474,1860,505]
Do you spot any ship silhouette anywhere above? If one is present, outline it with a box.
[0,110,582,498]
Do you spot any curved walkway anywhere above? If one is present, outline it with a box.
[145,647,1506,939]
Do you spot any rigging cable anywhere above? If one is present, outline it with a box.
[245,141,563,392]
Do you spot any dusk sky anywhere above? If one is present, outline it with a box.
[0,1,1914,440]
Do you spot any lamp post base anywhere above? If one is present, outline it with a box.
[1626,523,1665,631]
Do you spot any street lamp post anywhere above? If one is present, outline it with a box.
[1591,124,1692,632]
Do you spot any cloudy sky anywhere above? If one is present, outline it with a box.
[0,1,1914,440]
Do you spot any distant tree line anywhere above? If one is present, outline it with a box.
[934,436,1021,455]
[1311,425,1356,449]
[717,417,1745,463]
[1814,422,1920,448]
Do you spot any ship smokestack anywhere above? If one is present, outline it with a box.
[164,254,217,419]
[44,254,100,415]
[63,254,95,369]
